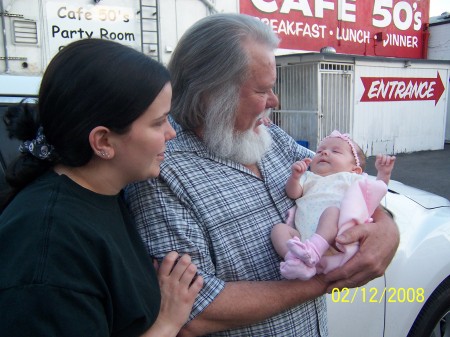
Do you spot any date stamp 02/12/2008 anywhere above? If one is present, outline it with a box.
[330,287,425,304]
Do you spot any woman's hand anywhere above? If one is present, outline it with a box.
[141,252,203,337]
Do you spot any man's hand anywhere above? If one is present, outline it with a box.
[324,207,399,291]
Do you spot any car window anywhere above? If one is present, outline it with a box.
[0,97,37,193]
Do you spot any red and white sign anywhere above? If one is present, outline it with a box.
[360,72,445,105]
[239,0,430,59]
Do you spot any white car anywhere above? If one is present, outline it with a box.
[327,179,450,337]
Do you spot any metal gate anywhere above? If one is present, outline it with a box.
[319,62,354,141]
[273,63,319,149]
[273,60,354,150]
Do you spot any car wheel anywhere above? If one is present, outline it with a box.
[408,276,450,337]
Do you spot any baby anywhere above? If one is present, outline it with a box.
[271,130,396,280]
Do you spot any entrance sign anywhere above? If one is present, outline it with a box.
[360,72,445,105]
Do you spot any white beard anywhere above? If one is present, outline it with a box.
[204,117,272,165]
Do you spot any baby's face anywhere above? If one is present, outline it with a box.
[310,137,359,176]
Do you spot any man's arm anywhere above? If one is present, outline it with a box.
[179,277,328,336]
[324,207,399,290]
[126,179,325,336]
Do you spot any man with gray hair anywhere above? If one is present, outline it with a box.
[126,13,399,336]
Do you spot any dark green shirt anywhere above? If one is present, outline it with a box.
[0,171,160,337]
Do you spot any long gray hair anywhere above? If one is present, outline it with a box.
[168,13,280,131]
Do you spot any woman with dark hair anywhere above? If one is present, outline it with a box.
[0,38,202,337]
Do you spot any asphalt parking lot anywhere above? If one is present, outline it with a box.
[365,143,450,201]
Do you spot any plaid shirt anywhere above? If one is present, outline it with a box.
[126,123,328,337]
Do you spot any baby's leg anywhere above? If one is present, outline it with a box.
[288,206,340,266]
[271,223,301,258]
[316,206,340,245]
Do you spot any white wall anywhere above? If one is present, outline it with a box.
[353,60,450,155]
[428,22,450,61]
[158,0,239,65]
[428,21,450,141]
[0,0,42,74]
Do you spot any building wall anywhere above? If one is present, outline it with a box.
[353,60,450,155]
[158,0,238,65]
[428,21,450,61]
[428,19,450,142]
[276,54,450,155]
[158,2,450,146]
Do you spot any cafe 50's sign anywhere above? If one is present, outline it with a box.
[240,0,430,59]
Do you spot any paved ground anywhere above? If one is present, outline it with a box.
[365,143,450,201]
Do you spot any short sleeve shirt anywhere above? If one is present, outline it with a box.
[0,172,160,337]
[126,123,328,337]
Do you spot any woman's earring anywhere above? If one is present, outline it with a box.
[98,150,109,158]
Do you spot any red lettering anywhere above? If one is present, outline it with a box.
[360,72,445,105]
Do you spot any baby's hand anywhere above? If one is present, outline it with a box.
[375,154,396,173]
[261,116,272,126]
[375,154,396,184]
[291,158,312,178]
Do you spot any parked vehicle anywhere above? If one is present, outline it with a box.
[0,77,39,192]
[327,179,450,337]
